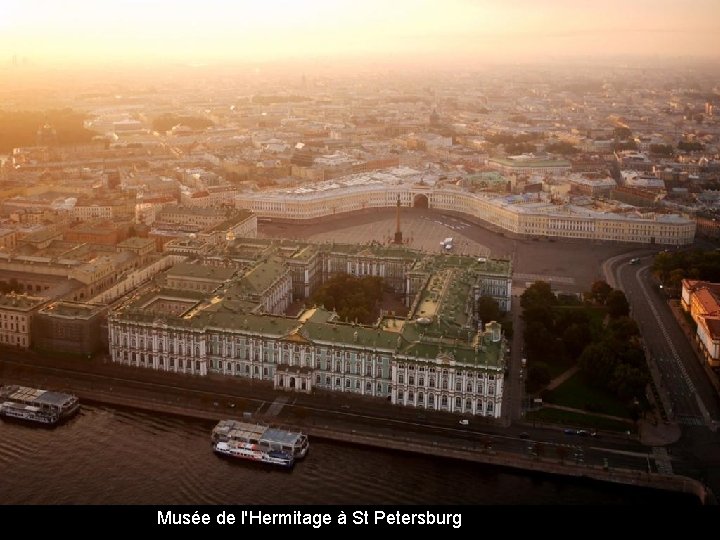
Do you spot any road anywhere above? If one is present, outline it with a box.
[607,253,720,493]
[614,258,720,428]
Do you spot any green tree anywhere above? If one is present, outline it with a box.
[590,280,613,305]
[0,109,98,152]
[505,142,537,155]
[615,343,647,370]
[614,126,632,139]
[609,363,648,402]
[579,341,618,388]
[607,290,630,319]
[477,296,501,328]
[677,141,704,152]
[608,316,640,342]
[524,320,554,361]
[521,281,556,310]
[668,268,686,290]
[523,304,554,326]
[562,323,592,359]
[649,143,674,156]
[311,274,384,324]
[545,141,580,155]
[527,362,551,389]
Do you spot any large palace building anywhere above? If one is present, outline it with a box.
[108,239,512,418]
[235,168,695,245]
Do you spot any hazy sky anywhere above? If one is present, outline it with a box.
[2,0,719,67]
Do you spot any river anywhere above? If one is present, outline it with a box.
[0,404,697,505]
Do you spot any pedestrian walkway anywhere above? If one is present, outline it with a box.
[652,447,673,475]
[638,418,681,446]
[542,403,634,424]
[544,366,579,392]
[667,300,720,431]
[265,396,288,417]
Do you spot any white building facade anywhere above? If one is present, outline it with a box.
[235,170,695,245]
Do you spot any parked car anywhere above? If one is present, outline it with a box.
[519,432,530,439]
[563,428,576,435]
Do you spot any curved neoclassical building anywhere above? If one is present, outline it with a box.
[235,168,695,245]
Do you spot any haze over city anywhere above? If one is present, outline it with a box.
[2,0,720,514]
[2,0,720,68]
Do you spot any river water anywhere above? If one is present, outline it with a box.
[0,404,694,505]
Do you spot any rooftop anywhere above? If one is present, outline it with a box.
[38,302,104,319]
[166,262,237,282]
[0,294,48,311]
[117,237,155,249]
[489,156,571,168]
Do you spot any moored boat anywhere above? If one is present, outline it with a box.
[213,440,295,468]
[0,385,80,426]
[211,419,309,466]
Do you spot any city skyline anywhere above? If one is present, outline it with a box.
[2,0,720,68]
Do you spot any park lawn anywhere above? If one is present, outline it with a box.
[526,408,634,433]
[542,356,576,380]
[546,372,631,418]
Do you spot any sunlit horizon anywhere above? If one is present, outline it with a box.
[1,0,720,68]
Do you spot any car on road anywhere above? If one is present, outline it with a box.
[519,432,530,439]
[563,428,576,435]
[576,429,590,437]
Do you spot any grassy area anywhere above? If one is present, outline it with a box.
[545,372,631,418]
[542,357,575,380]
[526,408,634,433]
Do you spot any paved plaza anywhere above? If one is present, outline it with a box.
[259,208,637,294]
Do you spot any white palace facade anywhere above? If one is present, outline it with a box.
[108,244,511,419]
[235,168,695,245]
